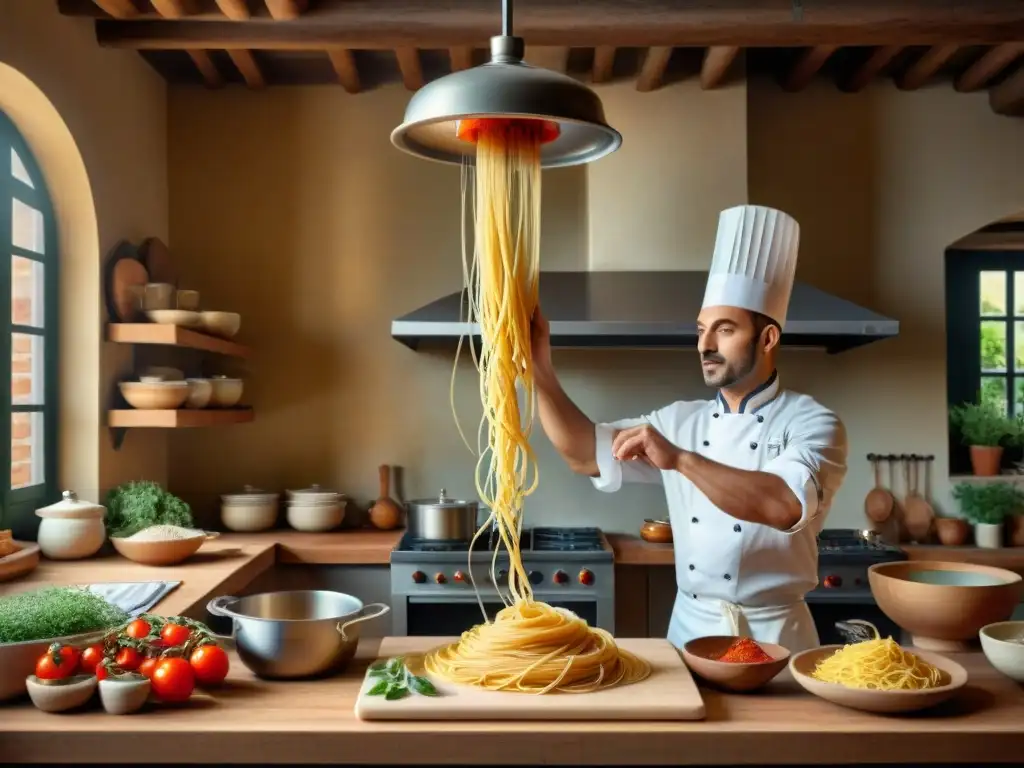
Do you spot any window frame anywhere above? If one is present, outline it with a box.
[0,110,59,536]
[946,247,1024,475]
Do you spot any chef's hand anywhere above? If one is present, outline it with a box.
[612,424,683,471]
[531,306,553,374]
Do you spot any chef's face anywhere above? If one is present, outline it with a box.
[696,307,779,388]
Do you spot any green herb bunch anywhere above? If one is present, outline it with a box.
[0,587,129,644]
[366,656,439,700]
[104,480,193,538]
[952,481,1024,525]
[949,401,1017,447]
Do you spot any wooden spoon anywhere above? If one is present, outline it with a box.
[864,454,894,525]
[903,455,936,543]
[368,464,403,531]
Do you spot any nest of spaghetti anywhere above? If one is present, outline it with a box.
[810,631,946,691]
[423,601,651,694]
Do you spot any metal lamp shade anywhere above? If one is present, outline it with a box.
[391,52,621,168]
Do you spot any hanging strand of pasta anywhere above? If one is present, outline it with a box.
[432,118,651,694]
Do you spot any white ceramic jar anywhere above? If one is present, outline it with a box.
[220,485,279,532]
[35,490,107,560]
[285,484,345,532]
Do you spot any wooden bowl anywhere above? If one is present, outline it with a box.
[869,560,1023,651]
[0,540,39,582]
[789,645,967,714]
[640,519,673,544]
[110,531,218,566]
[681,636,790,692]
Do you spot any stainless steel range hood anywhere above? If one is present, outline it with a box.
[391,271,899,354]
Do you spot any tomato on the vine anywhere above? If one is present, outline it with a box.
[160,623,191,647]
[151,657,195,702]
[190,644,229,686]
[95,659,118,680]
[77,644,105,674]
[114,647,142,671]
[35,643,80,681]
[125,618,152,640]
[138,657,159,678]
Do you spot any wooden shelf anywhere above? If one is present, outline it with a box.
[107,408,254,428]
[949,474,1024,483]
[107,323,249,358]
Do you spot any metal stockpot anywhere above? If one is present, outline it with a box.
[207,590,389,680]
[405,488,481,541]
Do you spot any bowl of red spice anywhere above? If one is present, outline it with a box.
[681,635,790,692]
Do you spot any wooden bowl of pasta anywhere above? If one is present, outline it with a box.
[789,644,968,714]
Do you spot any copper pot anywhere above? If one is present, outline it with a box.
[935,517,970,546]
[640,519,673,544]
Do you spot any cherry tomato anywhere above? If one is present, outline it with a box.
[138,658,159,679]
[125,619,151,640]
[78,644,105,674]
[115,647,142,671]
[35,643,80,681]
[151,657,195,702]
[95,662,113,681]
[189,644,229,686]
[160,623,191,647]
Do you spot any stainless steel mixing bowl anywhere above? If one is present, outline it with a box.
[207,590,390,680]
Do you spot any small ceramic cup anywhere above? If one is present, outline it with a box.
[99,674,151,715]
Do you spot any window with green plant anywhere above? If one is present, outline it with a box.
[951,482,1024,526]
[947,245,1024,473]
[0,110,58,537]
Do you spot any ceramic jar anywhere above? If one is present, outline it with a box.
[975,522,1004,549]
[285,485,345,532]
[35,490,106,560]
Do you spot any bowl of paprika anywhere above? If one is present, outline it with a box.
[681,635,790,692]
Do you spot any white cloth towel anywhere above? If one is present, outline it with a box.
[86,581,181,616]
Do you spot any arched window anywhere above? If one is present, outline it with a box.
[0,110,57,535]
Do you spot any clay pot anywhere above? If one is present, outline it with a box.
[935,517,970,546]
[1009,515,1024,547]
[970,445,1004,476]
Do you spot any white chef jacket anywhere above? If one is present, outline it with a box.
[592,371,848,652]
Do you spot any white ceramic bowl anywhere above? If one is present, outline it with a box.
[286,501,346,532]
[119,380,189,410]
[209,376,244,408]
[200,311,241,338]
[185,378,213,409]
[25,673,98,713]
[221,486,279,532]
[979,621,1024,682]
[147,308,202,328]
[99,675,151,715]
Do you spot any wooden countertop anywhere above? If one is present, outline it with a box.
[607,532,675,566]
[3,637,1022,765]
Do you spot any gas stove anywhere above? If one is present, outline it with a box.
[389,526,615,637]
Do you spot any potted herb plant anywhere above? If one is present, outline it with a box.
[949,401,1016,476]
[951,481,1023,548]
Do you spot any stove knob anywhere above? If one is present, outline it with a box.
[823,574,842,588]
[553,570,568,585]
[411,570,426,584]
[528,570,543,585]
[434,572,447,584]
[453,570,467,583]
[578,568,595,586]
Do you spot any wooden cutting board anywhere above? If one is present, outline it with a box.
[354,637,705,721]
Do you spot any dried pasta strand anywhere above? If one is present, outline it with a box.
[435,118,651,694]
[811,623,945,690]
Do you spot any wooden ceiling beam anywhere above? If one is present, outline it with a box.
[264,0,306,20]
[896,44,960,90]
[90,0,138,18]
[990,65,1024,116]
[700,46,740,90]
[956,43,1024,92]
[448,47,473,72]
[527,46,570,73]
[395,48,424,91]
[782,45,837,92]
[592,46,616,83]
[327,48,361,92]
[187,50,224,87]
[840,45,903,92]
[80,0,1024,50]
[227,49,265,88]
[214,0,250,20]
[149,0,196,17]
[636,46,673,93]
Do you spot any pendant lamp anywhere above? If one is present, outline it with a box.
[390,0,621,168]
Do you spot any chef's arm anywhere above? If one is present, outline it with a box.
[674,453,803,531]
[534,367,599,476]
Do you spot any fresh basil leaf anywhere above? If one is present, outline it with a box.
[409,676,438,696]
[368,661,386,672]
[385,683,408,701]
[385,657,404,676]
[367,679,388,696]
[368,668,388,678]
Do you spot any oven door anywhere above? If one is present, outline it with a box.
[405,595,598,637]
[806,592,902,645]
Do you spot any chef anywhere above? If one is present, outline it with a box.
[532,204,848,652]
